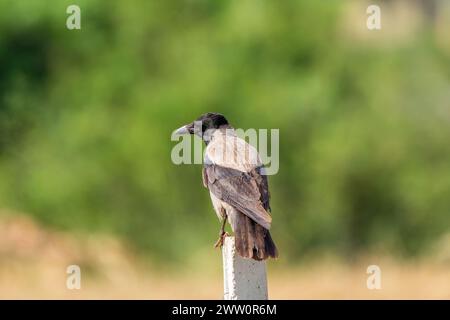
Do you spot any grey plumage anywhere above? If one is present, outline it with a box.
[203,164,278,260]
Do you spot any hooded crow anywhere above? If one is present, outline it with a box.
[175,113,278,260]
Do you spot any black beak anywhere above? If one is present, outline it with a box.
[174,122,194,135]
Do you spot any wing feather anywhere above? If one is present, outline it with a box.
[204,164,272,230]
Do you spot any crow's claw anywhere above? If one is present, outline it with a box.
[214,232,229,248]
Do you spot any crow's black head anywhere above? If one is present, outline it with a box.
[196,112,229,131]
[174,112,230,137]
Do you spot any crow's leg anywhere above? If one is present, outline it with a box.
[214,214,229,248]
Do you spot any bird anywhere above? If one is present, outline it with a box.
[174,112,278,260]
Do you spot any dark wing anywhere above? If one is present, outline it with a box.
[203,164,272,230]
[250,167,271,212]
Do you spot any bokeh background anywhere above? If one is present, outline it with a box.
[0,0,449,298]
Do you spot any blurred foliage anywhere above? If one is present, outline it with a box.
[0,0,449,263]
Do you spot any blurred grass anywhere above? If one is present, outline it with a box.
[0,213,449,299]
[0,0,449,267]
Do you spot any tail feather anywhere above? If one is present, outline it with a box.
[234,214,278,260]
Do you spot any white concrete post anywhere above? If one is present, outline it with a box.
[222,236,268,300]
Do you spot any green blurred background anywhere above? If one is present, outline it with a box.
[0,0,449,268]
